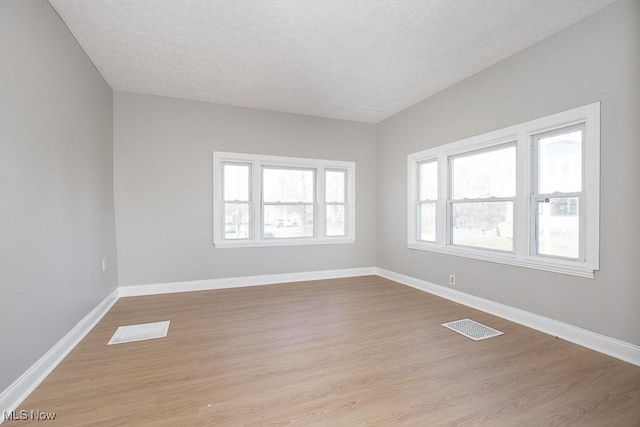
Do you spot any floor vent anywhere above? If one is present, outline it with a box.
[108,320,170,345]
[442,319,503,341]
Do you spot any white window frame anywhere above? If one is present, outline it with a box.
[407,103,600,278]
[213,152,356,248]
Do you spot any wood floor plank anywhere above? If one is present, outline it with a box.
[6,276,640,426]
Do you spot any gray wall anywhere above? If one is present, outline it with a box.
[114,92,377,285]
[0,0,118,390]
[377,0,640,346]
[2,0,637,397]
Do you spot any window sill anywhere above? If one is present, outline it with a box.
[215,237,355,249]
[407,242,596,278]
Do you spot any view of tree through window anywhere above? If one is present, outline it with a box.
[450,145,516,251]
[263,168,315,238]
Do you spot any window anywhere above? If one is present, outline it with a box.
[450,144,516,252]
[214,152,355,247]
[263,167,315,239]
[417,160,437,242]
[222,163,251,239]
[407,103,600,278]
[532,126,583,259]
[325,169,348,237]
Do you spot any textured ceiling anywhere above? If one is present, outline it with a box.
[49,0,618,123]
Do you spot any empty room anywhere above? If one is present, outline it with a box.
[2,0,639,425]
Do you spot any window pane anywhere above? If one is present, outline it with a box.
[538,129,582,194]
[452,145,516,199]
[223,164,249,201]
[263,168,314,203]
[451,202,513,251]
[537,197,579,258]
[326,170,345,203]
[263,205,314,238]
[419,202,436,242]
[224,203,249,239]
[419,161,438,201]
[326,205,345,236]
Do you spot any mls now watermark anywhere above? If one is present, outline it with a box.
[3,410,56,421]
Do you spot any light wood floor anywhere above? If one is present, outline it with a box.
[8,276,640,426]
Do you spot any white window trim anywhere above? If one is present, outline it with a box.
[407,103,600,278]
[213,152,356,248]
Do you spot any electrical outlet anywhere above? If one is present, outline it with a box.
[102,259,107,272]
[449,274,456,286]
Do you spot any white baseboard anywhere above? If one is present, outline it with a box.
[118,267,377,297]
[0,268,376,419]
[0,288,119,420]
[376,268,640,367]
[3,266,637,423]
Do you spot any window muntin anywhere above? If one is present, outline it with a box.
[449,144,516,252]
[214,152,355,247]
[407,103,600,278]
[532,125,585,260]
